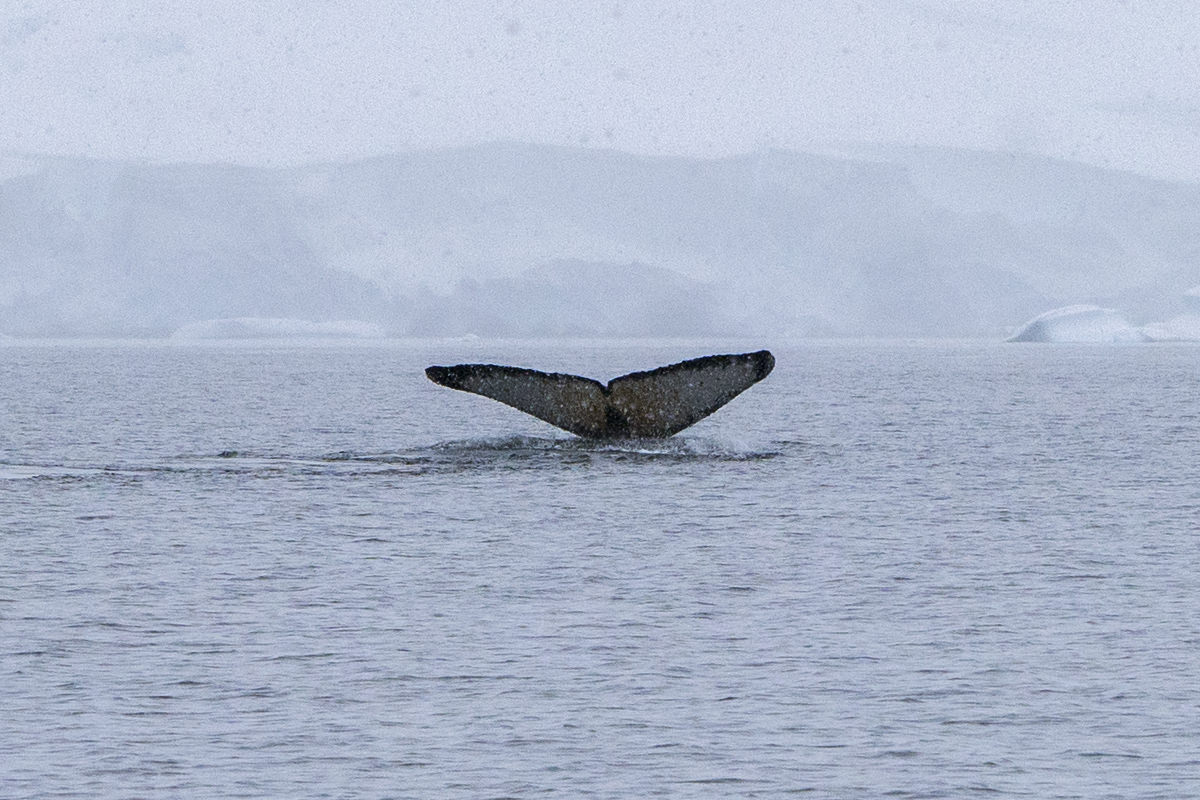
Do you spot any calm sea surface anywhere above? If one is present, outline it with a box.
[2,339,1199,799]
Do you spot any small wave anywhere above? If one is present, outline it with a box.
[187,452,431,476]
[1,436,791,484]
[304,435,787,475]
[427,434,781,462]
[0,462,109,481]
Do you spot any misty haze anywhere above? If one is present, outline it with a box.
[5,3,1200,799]
[4,143,1200,340]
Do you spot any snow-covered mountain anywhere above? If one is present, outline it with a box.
[3,143,1199,337]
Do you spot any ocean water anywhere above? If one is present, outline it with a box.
[2,339,1198,799]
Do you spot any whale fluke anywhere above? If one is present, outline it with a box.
[425,350,774,439]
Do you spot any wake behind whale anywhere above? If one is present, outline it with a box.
[425,350,774,439]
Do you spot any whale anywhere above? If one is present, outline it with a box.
[425,350,774,439]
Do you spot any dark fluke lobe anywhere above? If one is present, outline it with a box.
[425,350,774,439]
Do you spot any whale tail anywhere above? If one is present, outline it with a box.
[425,350,774,439]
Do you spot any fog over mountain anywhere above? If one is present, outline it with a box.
[3,143,1200,338]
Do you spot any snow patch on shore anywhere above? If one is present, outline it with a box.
[171,318,386,340]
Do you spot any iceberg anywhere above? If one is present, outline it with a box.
[170,318,386,340]
[1008,305,1147,343]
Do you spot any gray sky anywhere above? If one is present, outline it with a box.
[4,0,1200,179]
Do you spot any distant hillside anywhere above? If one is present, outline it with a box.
[2,143,1199,337]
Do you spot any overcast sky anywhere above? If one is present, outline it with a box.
[3,0,1199,179]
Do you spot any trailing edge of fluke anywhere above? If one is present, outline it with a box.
[425,350,774,439]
